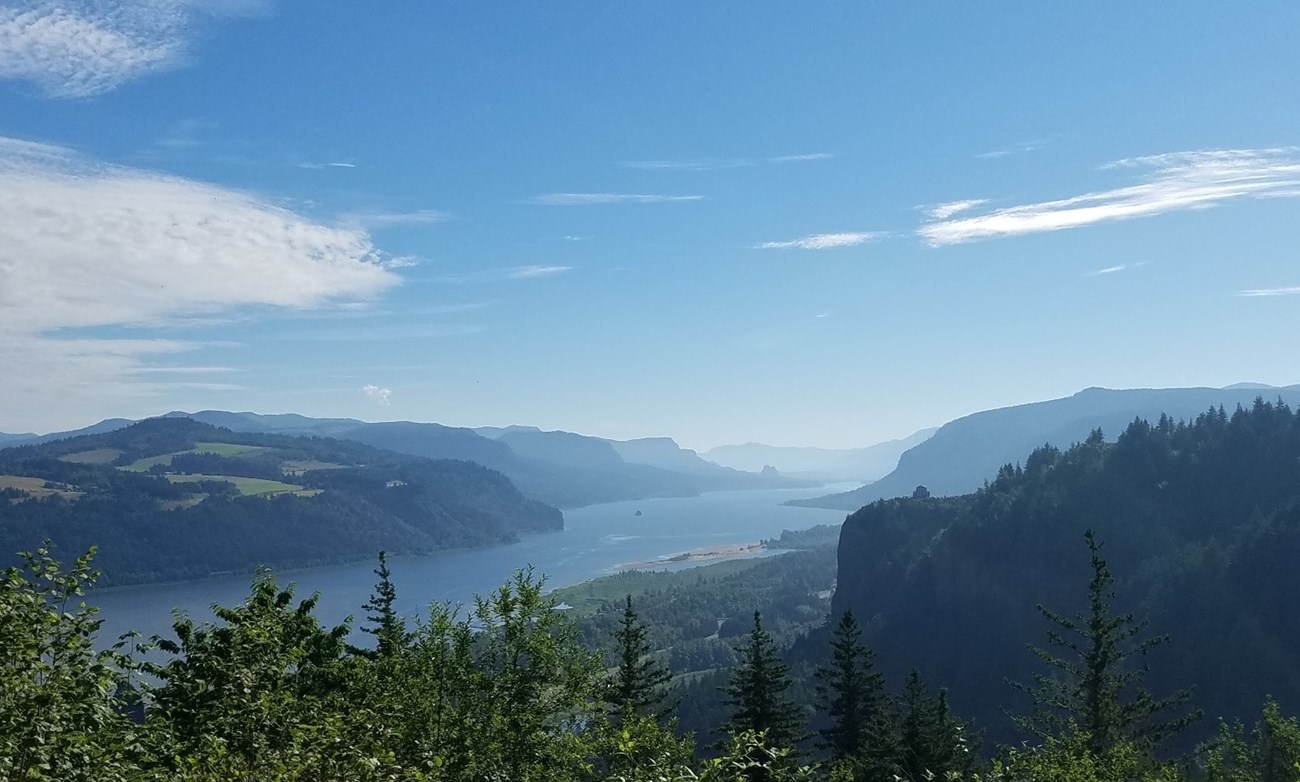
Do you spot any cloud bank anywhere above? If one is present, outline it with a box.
[920,148,1300,247]
[0,135,400,428]
[757,232,880,250]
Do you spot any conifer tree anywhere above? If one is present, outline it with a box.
[350,551,408,659]
[720,611,805,779]
[896,669,974,781]
[814,610,894,776]
[1012,530,1199,756]
[607,595,675,724]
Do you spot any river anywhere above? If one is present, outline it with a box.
[88,485,850,645]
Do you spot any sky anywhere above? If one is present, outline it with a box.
[1,2,1298,449]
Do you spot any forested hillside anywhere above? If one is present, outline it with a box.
[796,385,1300,510]
[831,399,1300,748]
[0,418,560,585]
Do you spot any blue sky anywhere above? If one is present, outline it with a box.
[2,2,1298,448]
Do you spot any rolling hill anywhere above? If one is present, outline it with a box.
[0,417,561,586]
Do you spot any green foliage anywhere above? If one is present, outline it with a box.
[351,551,411,659]
[0,544,138,781]
[608,595,676,724]
[895,670,978,782]
[813,611,893,775]
[1202,700,1300,782]
[720,611,806,777]
[1012,531,1199,756]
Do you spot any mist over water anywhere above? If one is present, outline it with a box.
[89,485,850,646]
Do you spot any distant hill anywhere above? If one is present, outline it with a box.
[827,399,1300,748]
[706,428,937,482]
[791,385,1300,510]
[4,412,811,509]
[0,417,560,586]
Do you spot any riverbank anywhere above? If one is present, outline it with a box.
[618,542,767,570]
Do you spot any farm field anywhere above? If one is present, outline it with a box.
[123,442,271,472]
[165,474,315,497]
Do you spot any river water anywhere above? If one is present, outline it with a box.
[89,485,849,645]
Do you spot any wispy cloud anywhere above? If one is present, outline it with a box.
[1237,286,1300,297]
[298,161,357,170]
[362,384,392,406]
[1088,262,1144,276]
[976,139,1049,159]
[0,135,399,429]
[528,193,703,206]
[0,1,267,98]
[757,232,881,250]
[341,209,448,228]
[923,199,988,220]
[621,152,834,171]
[508,265,572,279]
[920,148,1300,247]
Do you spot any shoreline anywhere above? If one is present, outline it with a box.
[618,542,768,571]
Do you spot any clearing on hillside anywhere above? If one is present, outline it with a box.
[123,442,272,472]
[165,474,308,497]
[59,448,124,465]
[0,475,84,501]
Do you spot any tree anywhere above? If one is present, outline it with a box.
[1203,699,1300,782]
[0,545,138,781]
[896,670,976,781]
[814,610,894,777]
[720,611,805,779]
[1011,530,1199,756]
[350,551,409,659]
[607,595,675,724]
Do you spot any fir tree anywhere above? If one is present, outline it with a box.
[1011,530,1200,756]
[814,610,894,777]
[607,595,675,724]
[720,611,805,779]
[896,670,975,781]
[350,551,408,659]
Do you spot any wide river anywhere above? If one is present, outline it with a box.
[89,485,850,645]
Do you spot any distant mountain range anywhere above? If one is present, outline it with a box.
[1,411,811,509]
[791,384,1300,510]
[0,417,560,586]
[705,428,937,483]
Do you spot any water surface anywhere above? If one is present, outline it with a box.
[90,486,849,644]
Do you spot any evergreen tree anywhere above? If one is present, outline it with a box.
[607,595,675,724]
[720,611,805,779]
[814,610,895,778]
[896,670,975,781]
[350,551,408,659]
[1012,530,1200,756]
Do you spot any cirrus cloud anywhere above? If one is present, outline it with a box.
[756,232,881,250]
[920,148,1300,247]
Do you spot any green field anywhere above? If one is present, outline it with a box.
[165,474,309,497]
[123,442,271,472]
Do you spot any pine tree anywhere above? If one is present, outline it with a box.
[896,670,975,781]
[350,551,408,659]
[720,611,805,779]
[1011,530,1199,756]
[607,595,675,724]
[814,610,894,776]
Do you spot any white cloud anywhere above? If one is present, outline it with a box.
[920,148,1300,247]
[341,209,448,228]
[362,384,392,406]
[757,232,881,250]
[528,193,704,205]
[976,139,1048,159]
[923,199,988,220]
[1088,262,1145,276]
[0,135,400,429]
[508,265,572,279]
[1237,286,1300,297]
[621,152,833,170]
[769,152,834,163]
[0,1,265,98]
